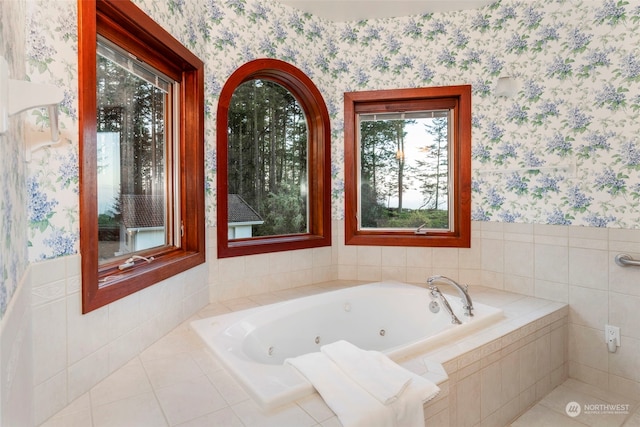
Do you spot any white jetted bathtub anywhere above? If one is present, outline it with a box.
[191,280,503,409]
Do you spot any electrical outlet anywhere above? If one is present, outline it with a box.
[605,324,621,347]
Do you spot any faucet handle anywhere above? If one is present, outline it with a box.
[463,283,469,292]
[428,285,439,299]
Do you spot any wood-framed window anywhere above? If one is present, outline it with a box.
[216,59,332,258]
[344,85,471,248]
[79,0,205,313]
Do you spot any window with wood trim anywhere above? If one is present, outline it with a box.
[217,59,331,258]
[344,86,471,248]
[79,0,205,313]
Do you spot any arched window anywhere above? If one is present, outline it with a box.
[217,59,331,258]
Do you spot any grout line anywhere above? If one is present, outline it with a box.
[137,355,172,427]
[618,401,640,426]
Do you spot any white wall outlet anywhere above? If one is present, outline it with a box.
[605,324,620,352]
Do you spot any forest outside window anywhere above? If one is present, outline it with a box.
[79,0,205,313]
[96,37,173,263]
[344,86,471,248]
[217,59,331,258]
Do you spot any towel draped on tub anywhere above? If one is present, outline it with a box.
[286,340,440,427]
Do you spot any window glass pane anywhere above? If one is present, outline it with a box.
[97,38,171,93]
[227,79,309,239]
[96,42,171,264]
[358,111,451,231]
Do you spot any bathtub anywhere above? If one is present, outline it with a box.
[191,280,503,409]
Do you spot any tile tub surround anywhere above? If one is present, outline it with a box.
[41,282,568,426]
[417,286,569,426]
[191,280,505,409]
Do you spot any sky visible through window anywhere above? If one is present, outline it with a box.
[363,118,449,211]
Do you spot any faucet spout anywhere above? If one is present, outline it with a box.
[427,275,474,317]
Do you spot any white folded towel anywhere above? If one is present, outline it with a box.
[286,351,396,427]
[389,372,440,426]
[286,340,440,427]
[321,340,413,404]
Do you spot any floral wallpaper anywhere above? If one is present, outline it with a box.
[141,0,640,230]
[4,0,639,304]
[466,0,640,228]
[0,0,29,318]
[136,0,640,229]
[24,0,79,263]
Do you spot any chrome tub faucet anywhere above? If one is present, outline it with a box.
[429,285,462,324]
[427,275,474,318]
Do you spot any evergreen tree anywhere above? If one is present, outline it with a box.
[415,117,448,210]
[227,79,308,236]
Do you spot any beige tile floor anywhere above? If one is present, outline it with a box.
[511,378,640,427]
[41,285,640,427]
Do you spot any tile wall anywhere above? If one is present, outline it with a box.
[209,222,341,301]
[0,269,32,427]
[477,222,640,399]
